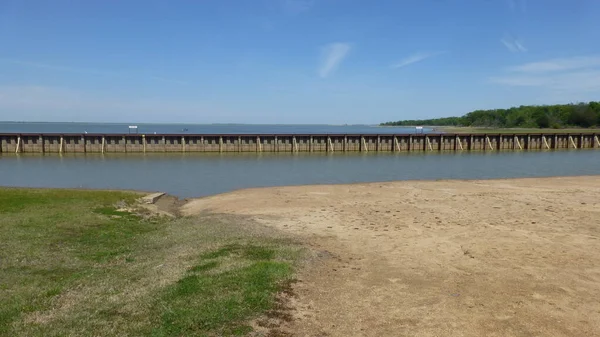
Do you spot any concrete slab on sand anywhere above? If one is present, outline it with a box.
[141,192,165,204]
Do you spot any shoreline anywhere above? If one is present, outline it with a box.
[181,175,600,336]
[182,174,600,211]
[437,126,600,134]
[4,176,600,335]
[3,174,600,201]
[183,174,600,204]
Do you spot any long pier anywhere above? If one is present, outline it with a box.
[1,133,599,154]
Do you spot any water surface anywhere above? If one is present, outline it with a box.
[1,151,599,198]
[0,122,429,135]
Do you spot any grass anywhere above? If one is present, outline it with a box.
[437,127,600,134]
[153,245,292,336]
[0,188,302,337]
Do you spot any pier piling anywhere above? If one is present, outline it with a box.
[1,132,598,154]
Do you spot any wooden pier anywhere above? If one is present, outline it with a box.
[1,133,599,154]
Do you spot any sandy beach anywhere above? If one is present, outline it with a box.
[184,176,600,337]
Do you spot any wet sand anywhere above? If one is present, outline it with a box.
[184,176,600,337]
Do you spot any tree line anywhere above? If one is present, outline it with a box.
[381,102,600,128]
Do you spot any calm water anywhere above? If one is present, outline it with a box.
[1,151,599,198]
[0,122,429,135]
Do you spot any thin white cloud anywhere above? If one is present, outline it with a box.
[0,85,226,122]
[490,71,600,92]
[520,0,527,13]
[507,0,527,12]
[282,0,314,14]
[490,56,600,93]
[501,36,527,53]
[0,58,188,85]
[507,0,516,11]
[391,51,445,69]
[508,56,600,73]
[500,38,517,52]
[2,59,117,75]
[318,43,351,78]
[514,40,527,52]
[147,76,189,85]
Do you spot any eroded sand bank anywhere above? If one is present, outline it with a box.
[184,176,600,337]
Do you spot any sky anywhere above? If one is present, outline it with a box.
[0,0,599,124]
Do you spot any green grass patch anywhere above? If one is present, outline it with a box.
[188,261,220,273]
[200,243,276,261]
[0,188,302,337]
[93,206,139,218]
[0,188,155,336]
[153,244,293,336]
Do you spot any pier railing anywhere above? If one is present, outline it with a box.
[1,133,599,154]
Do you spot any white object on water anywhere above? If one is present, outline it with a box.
[128,125,139,134]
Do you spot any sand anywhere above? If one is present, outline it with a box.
[183,176,600,337]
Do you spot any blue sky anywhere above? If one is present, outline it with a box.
[1,0,599,124]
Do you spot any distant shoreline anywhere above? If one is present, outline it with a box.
[437,126,600,134]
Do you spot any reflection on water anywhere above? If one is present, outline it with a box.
[1,151,599,198]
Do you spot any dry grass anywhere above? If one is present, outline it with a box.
[0,188,303,337]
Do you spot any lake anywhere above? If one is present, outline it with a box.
[1,150,599,198]
[0,122,431,135]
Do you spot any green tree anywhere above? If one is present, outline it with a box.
[380,101,600,128]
